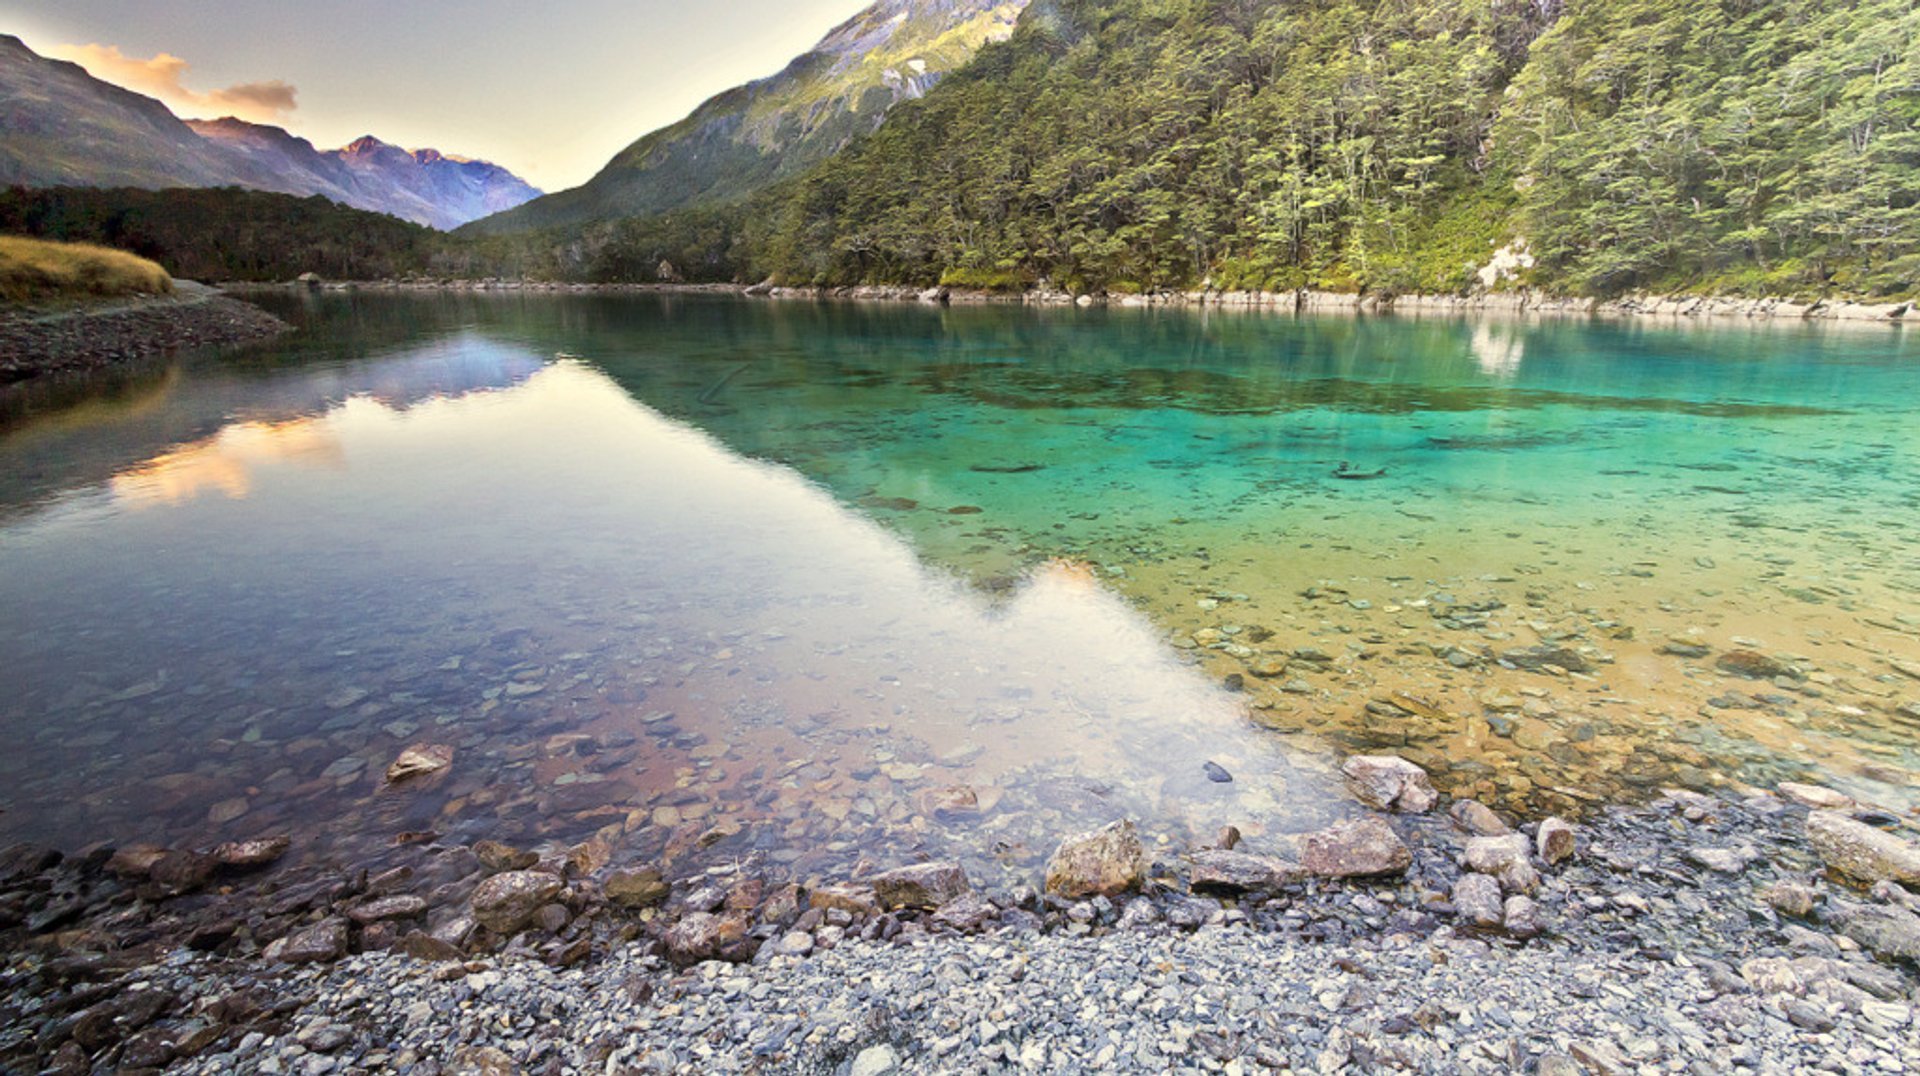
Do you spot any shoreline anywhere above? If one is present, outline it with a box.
[4,769,1915,1072]
[228,278,1916,326]
[0,283,289,385]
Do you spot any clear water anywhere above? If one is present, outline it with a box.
[1,293,1915,885]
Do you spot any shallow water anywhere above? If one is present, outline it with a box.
[1,293,1915,884]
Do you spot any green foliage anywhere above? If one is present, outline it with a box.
[0,186,445,282]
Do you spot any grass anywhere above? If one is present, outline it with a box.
[0,236,173,305]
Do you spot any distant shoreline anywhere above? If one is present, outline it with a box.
[0,283,289,384]
[228,278,1914,327]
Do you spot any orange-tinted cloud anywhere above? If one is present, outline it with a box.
[48,42,298,123]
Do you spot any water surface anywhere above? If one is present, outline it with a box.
[1,293,1915,885]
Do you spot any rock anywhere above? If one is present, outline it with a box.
[347,895,427,924]
[266,917,349,964]
[1187,849,1308,894]
[470,870,564,934]
[1825,901,1920,963]
[473,840,539,873]
[1213,825,1242,850]
[449,1045,520,1076]
[1758,881,1821,918]
[1716,650,1797,680]
[149,850,218,894]
[400,930,464,962]
[1686,845,1759,873]
[1504,895,1545,938]
[212,835,291,868]
[1806,810,1920,885]
[850,1044,900,1076]
[1777,782,1853,810]
[1448,800,1512,837]
[1785,999,1836,1032]
[661,911,750,966]
[1499,646,1592,673]
[386,743,454,783]
[809,885,882,918]
[605,868,670,909]
[106,845,169,878]
[775,930,814,956]
[869,861,970,910]
[1452,874,1505,928]
[1340,755,1438,813]
[1044,820,1148,899]
[1463,834,1532,875]
[930,892,999,933]
[1202,761,1233,783]
[1301,817,1411,878]
[1536,817,1577,865]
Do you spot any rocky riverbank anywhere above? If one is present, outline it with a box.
[3,763,1915,1073]
[232,277,1915,325]
[0,283,289,384]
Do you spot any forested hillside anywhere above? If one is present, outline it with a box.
[724,0,1917,297]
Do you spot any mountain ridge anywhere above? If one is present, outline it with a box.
[463,0,1028,235]
[0,35,540,230]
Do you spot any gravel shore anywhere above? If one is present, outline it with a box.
[4,787,1916,1074]
[0,284,287,383]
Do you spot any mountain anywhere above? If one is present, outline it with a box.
[0,35,540,230]
[708,0,1916,300]
[189,122,542,230]
[464,0,1029,235]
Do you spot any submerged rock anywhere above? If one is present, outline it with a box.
[869,862,970,910]
[213,835,291,869]
[1341,755,1438,813]
[1716,650,1798,680]
[1449,800,1512,837]
[470,870,564,934]
[1045,820,1148,899]
[605,868,670,909]
[386,743,454,784]
[1806,811,1920,886]
[1777,782,1853,810]
[1499,646,1592,674]
[1301,818,1411,878]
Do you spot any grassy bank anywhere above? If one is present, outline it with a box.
[0,235,172,305]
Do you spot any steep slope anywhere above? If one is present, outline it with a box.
[0,34,259,190]
[0,36,541,230]
[465,0,1028,235]
[730,0,1917,299]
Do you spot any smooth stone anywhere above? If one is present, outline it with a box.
[869,861,970,910]
[1448,800,1512,837]
[1536,818,1577,865]
[1301,817,1411,878]
[1806,810,1920,885]
[1045,820,1148,899]
[1340,755,1438,814]
[469,870,564,934]
[1202,761,1233,783]
[1452,873,1505,928]
[1187,849,1308,894]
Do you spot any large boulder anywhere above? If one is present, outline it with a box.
[1341,755,1439,813]
[1806,811,1920,886]
[1301,818,1411,878]
[470,870,564,934]
[1045,820,1148,899]
[1187,850,1308,895]
[869,862,970,910]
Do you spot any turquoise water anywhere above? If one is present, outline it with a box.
[0,293,1915,883]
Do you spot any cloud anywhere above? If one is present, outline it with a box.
[48,43,298,123]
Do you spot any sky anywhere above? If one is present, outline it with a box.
[0,0,874,192]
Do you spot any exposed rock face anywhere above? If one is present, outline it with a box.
[1045,820,1148,898]
[1341,755,1439,814]
[1187,850,1308,894]
[1301,818,1412,878]
[1806,811,1920,886]
[869,862,971,909]
[469,870,564,934]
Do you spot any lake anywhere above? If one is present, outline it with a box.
[1,292,1915,888]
